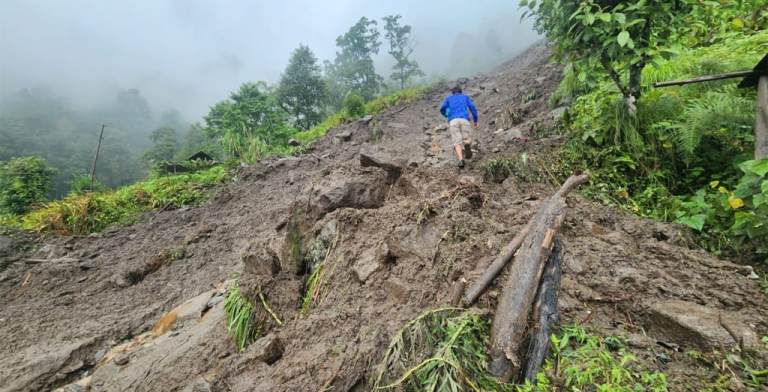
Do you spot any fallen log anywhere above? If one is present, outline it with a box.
[523,239,563,383]
[489,172,589,381]
[464,224,530,305]
[447,277,467,307]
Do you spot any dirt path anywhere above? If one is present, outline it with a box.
[1,43,766,392]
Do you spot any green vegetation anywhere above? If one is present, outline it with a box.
[277,44,328,131]
[324,17,385,106]
[374,308,510,392]
[344,93,366,118]
[17,166,228,235]
[519,326,667,392]
[517,0,768,263]
[383,15,425,90]
[0,156,57,215]
[224,285,261,352]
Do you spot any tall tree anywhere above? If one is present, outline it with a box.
[326,17,384,103]
[277,45,327,130]
[140,126,179,164]
[383,15,425,90]
[520,0,684,114]
[204,82,290,161]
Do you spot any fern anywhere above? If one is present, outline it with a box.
[673,89,754,162]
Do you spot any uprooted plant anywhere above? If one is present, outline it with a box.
[224,284,282,352]
[373,308,511,392]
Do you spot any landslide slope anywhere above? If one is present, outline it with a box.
[0,43,765,392]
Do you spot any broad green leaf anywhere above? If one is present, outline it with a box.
[519,0,528,6]
[617,30,630,47]
[739,159,768,177]
[677,214,706,231]
[585,13,595,25]
[732,18,745,28]
[598,13,611,22]
[614,12,626,24]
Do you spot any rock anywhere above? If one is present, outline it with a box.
[550,107,566,119]
[492,147,500,153]
[352,244,390,283]
[310,167,390,215]
[62,384,86,392]
[647,300,735,350]
[333,131,353,143]
[305,220,339,271]
[719,315,761,351]
[243,240,281,278]
[250,334,284,364]
[457,77,469,85]
[385,277,410,301]
[93,348,107,364]
[240,162,250,168]
[359,115,374,123]
[207,295,224,308]
[78,263,95,270]
[535,76,547,83]
[387,122,408,130]
[359,149,404,178]
[434,123,449,132]
[182,377,212,392]
[505,127,523,141]
[112,276,130,288]
[287,138,301,147]
[113,354,129,366]
[173,290,217,326]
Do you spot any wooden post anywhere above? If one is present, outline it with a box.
[89,124,106,192]
[756,76,768,160]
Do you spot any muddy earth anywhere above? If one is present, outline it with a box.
[1,43,766,392]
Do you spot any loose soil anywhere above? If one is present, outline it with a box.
[1,43,766,392]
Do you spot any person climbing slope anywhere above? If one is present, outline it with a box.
[440,85,479,169]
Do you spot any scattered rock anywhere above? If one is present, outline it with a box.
[250,334,284,365]
[505,127,523,141]
[387,122,408,130]
[182,377,212,392]
[550,107,566,119]
[206,295,224,308]
[173,290,217,326]
[310,167,390,215]
[113,354,129,366]
[434,123,448,132]
[78,262,95,270]
[77,276,88,283]
[359,148,404,178]
[647,300,736,350]
[492,147,500,153]
[243,240,281,279]
[352,244,390,283]
[93,348,107,364]
[333,131,352,143]
[305,220,339,271]
[287,138,301,147]
[359,115,374,123]
[535,76,547,83]
[62,384,85,392]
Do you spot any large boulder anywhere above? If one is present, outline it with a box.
[351,243,390,283]
[243,240,281,279]
[646,300,739,350]
[310,167,389,216]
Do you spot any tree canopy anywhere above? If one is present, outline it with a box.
[383,15,425,90]
[326,17,384,104]
[277,45,328,131]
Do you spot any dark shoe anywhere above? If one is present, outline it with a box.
[464,143,473,159]
[458,159,466,169]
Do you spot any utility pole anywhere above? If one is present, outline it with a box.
[89,124,106,192]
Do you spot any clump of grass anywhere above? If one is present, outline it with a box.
[373,308,511,392]
[19,166,229,235]
[224,285,261,352]
[519,325,668,392]
[300,230,341,316]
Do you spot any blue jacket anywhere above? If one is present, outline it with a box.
[440,93,478,123]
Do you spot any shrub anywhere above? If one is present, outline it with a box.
[0,156,58,215]
[344,93,365,117]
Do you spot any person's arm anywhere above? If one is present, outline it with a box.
[468,97,479,125]
[439,98,449,117]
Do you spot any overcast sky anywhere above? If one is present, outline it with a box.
[0,0,540,121]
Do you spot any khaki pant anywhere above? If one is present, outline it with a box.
[449,119,471,146]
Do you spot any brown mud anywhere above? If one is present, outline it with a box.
[1,43,766,392]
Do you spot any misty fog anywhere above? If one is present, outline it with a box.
[0,0,539,121]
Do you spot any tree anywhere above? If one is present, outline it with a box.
[175,123,220,161]
[0,156,57,215]
[520,0,682,114]
[326,17,384,103]
[383,15,425,90]
[277,45,328,130]
[140,126,179,164]
[204,82,291,161]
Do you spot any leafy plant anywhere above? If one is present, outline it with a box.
[224,285,261,352]
[373,308,511,392]
[277,44,328,131]
[344,93,366,118]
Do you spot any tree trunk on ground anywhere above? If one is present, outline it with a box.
[755,76,768,160]
[464,224,530,305]
[447,277,467,307]
[489,173,589,381]
[523,239,563,383]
